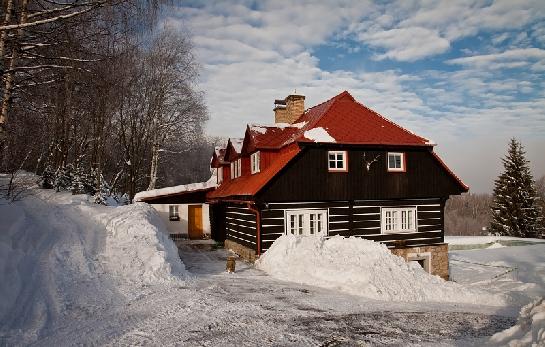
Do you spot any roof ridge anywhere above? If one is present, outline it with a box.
[353,100,430,144]
[299,91,350,130]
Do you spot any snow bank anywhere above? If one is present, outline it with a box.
[490,298,545,346]
[97,203,188,285]
[446,236,545,245]
[256,235,504,305]
[303,127,335,143]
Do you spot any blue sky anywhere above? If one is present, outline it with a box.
[163,0,545,193]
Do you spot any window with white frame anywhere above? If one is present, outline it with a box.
[251,151,260,174]
[230,159,242,179]
[230,161,235,179]
[169,205,180,221]
[328,151,347,172]
[387,152,405,172]
[286,210,327,236]
[217,167,223,184]
[381,207,416,233]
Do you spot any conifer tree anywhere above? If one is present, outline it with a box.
[489,138,541,237]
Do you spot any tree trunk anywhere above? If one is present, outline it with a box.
[147,142,160,190]
[1,0,28,128]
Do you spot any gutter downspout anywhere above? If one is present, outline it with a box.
[247,203,261,257]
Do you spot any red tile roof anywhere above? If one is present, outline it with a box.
[242,91,431,150]
[297,91,430,146]
[207,144,301,199]
[246,125,302,150]
[431,151,469,192]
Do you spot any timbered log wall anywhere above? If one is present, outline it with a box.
[259,198,444,252]
[225,204,257,250]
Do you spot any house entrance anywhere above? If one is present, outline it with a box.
[188,205,204,239]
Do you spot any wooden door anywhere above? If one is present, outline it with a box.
[188,205,204,239]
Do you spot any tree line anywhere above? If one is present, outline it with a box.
[1,0,211,202]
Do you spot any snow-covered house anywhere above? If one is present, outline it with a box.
[134,180,216,239]
[206,91,468,279]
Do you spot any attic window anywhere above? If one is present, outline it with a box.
[251,151,260,174]
[230,159,242,179]
[387,152,405,172]
[217,167,223,184]
[328,151,347,172]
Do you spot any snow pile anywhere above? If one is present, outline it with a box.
[490,298,545,346]
[303,127,335,143]
[256,235,504,305]
[134,174,216,202]
[97,203,188,285]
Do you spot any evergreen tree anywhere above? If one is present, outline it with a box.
[41,166,55,189]
[489,138,541,237]
[55,164,74,192]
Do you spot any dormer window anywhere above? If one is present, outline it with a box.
[217,167,223,184]
[328,151,348,172]
[251,151,260,174]
[387,152,405,172]
[231,159,242,179]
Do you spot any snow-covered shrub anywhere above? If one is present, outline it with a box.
[54,164,74,192]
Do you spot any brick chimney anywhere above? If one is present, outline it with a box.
[274,94,305,124]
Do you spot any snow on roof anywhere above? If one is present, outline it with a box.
[214,146,225,156]
[249,125,267,134]
[134,174,217,202]
[274,121,307,129]
[303,127,336,143]
[230,138,244,153]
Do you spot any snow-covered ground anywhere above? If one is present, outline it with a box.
[1,186,542,345]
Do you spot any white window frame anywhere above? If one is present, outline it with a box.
[387,152,405,172]
[230,159,242,179]
[251,151,260,174]
[381,207,417,233]
[285,209,328,236]
[217,167,223,184]
[328,151,348,172]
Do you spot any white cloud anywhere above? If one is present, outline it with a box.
[446,48,545,68]
[359,27,450,61]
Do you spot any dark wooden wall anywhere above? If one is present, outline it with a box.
[225,203,257,250]
[257,146,463,202]
[210,203,226,242]
[259,198,445,252]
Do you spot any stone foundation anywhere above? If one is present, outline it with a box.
[390,244,449,280]
[224,239,257,262]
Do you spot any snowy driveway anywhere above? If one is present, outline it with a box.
[171,242,515,346]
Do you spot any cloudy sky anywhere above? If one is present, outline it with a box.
[163,0,545,193]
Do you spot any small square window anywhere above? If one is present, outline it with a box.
[328,151,348,172]
[387,152,405,172]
